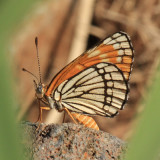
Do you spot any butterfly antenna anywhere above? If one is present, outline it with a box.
[35,37,42,84]
[22,68,39,82]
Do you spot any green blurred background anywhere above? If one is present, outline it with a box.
[0,0,37,159]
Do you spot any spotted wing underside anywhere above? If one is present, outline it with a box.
[53,63,128,117]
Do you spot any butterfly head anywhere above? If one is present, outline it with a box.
[33,80,47,99]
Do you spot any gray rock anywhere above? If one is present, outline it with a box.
[20,122,126,160]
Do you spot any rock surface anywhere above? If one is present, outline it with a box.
[21,122,126,160]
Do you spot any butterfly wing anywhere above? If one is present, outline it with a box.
[46,31,133,96]
[53,63,128,117]
[71,112,99,130]
[45,31,133,128]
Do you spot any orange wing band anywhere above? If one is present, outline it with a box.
[71,113,99,131]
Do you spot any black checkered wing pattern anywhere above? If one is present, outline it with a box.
[53,62,129,117]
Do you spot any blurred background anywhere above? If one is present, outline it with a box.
[11,0,160,141]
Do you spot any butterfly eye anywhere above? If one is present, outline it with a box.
[36,85,43,94]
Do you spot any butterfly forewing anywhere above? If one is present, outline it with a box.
[53,62,128,117]
[46,32,133,96]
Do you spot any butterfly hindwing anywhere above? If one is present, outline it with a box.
[53,62,128,117]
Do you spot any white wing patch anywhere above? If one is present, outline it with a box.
[53,62,129,117]
[88,31,132,58]
[103,32,130,46]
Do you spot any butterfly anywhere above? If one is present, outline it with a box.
[23,31,134,130]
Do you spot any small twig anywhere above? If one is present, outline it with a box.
[68,0,96,62]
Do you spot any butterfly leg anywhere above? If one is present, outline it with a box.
[63,108,78,124]
[36,99,51,122]
[36,106,51,131]
[39,106,51,121]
